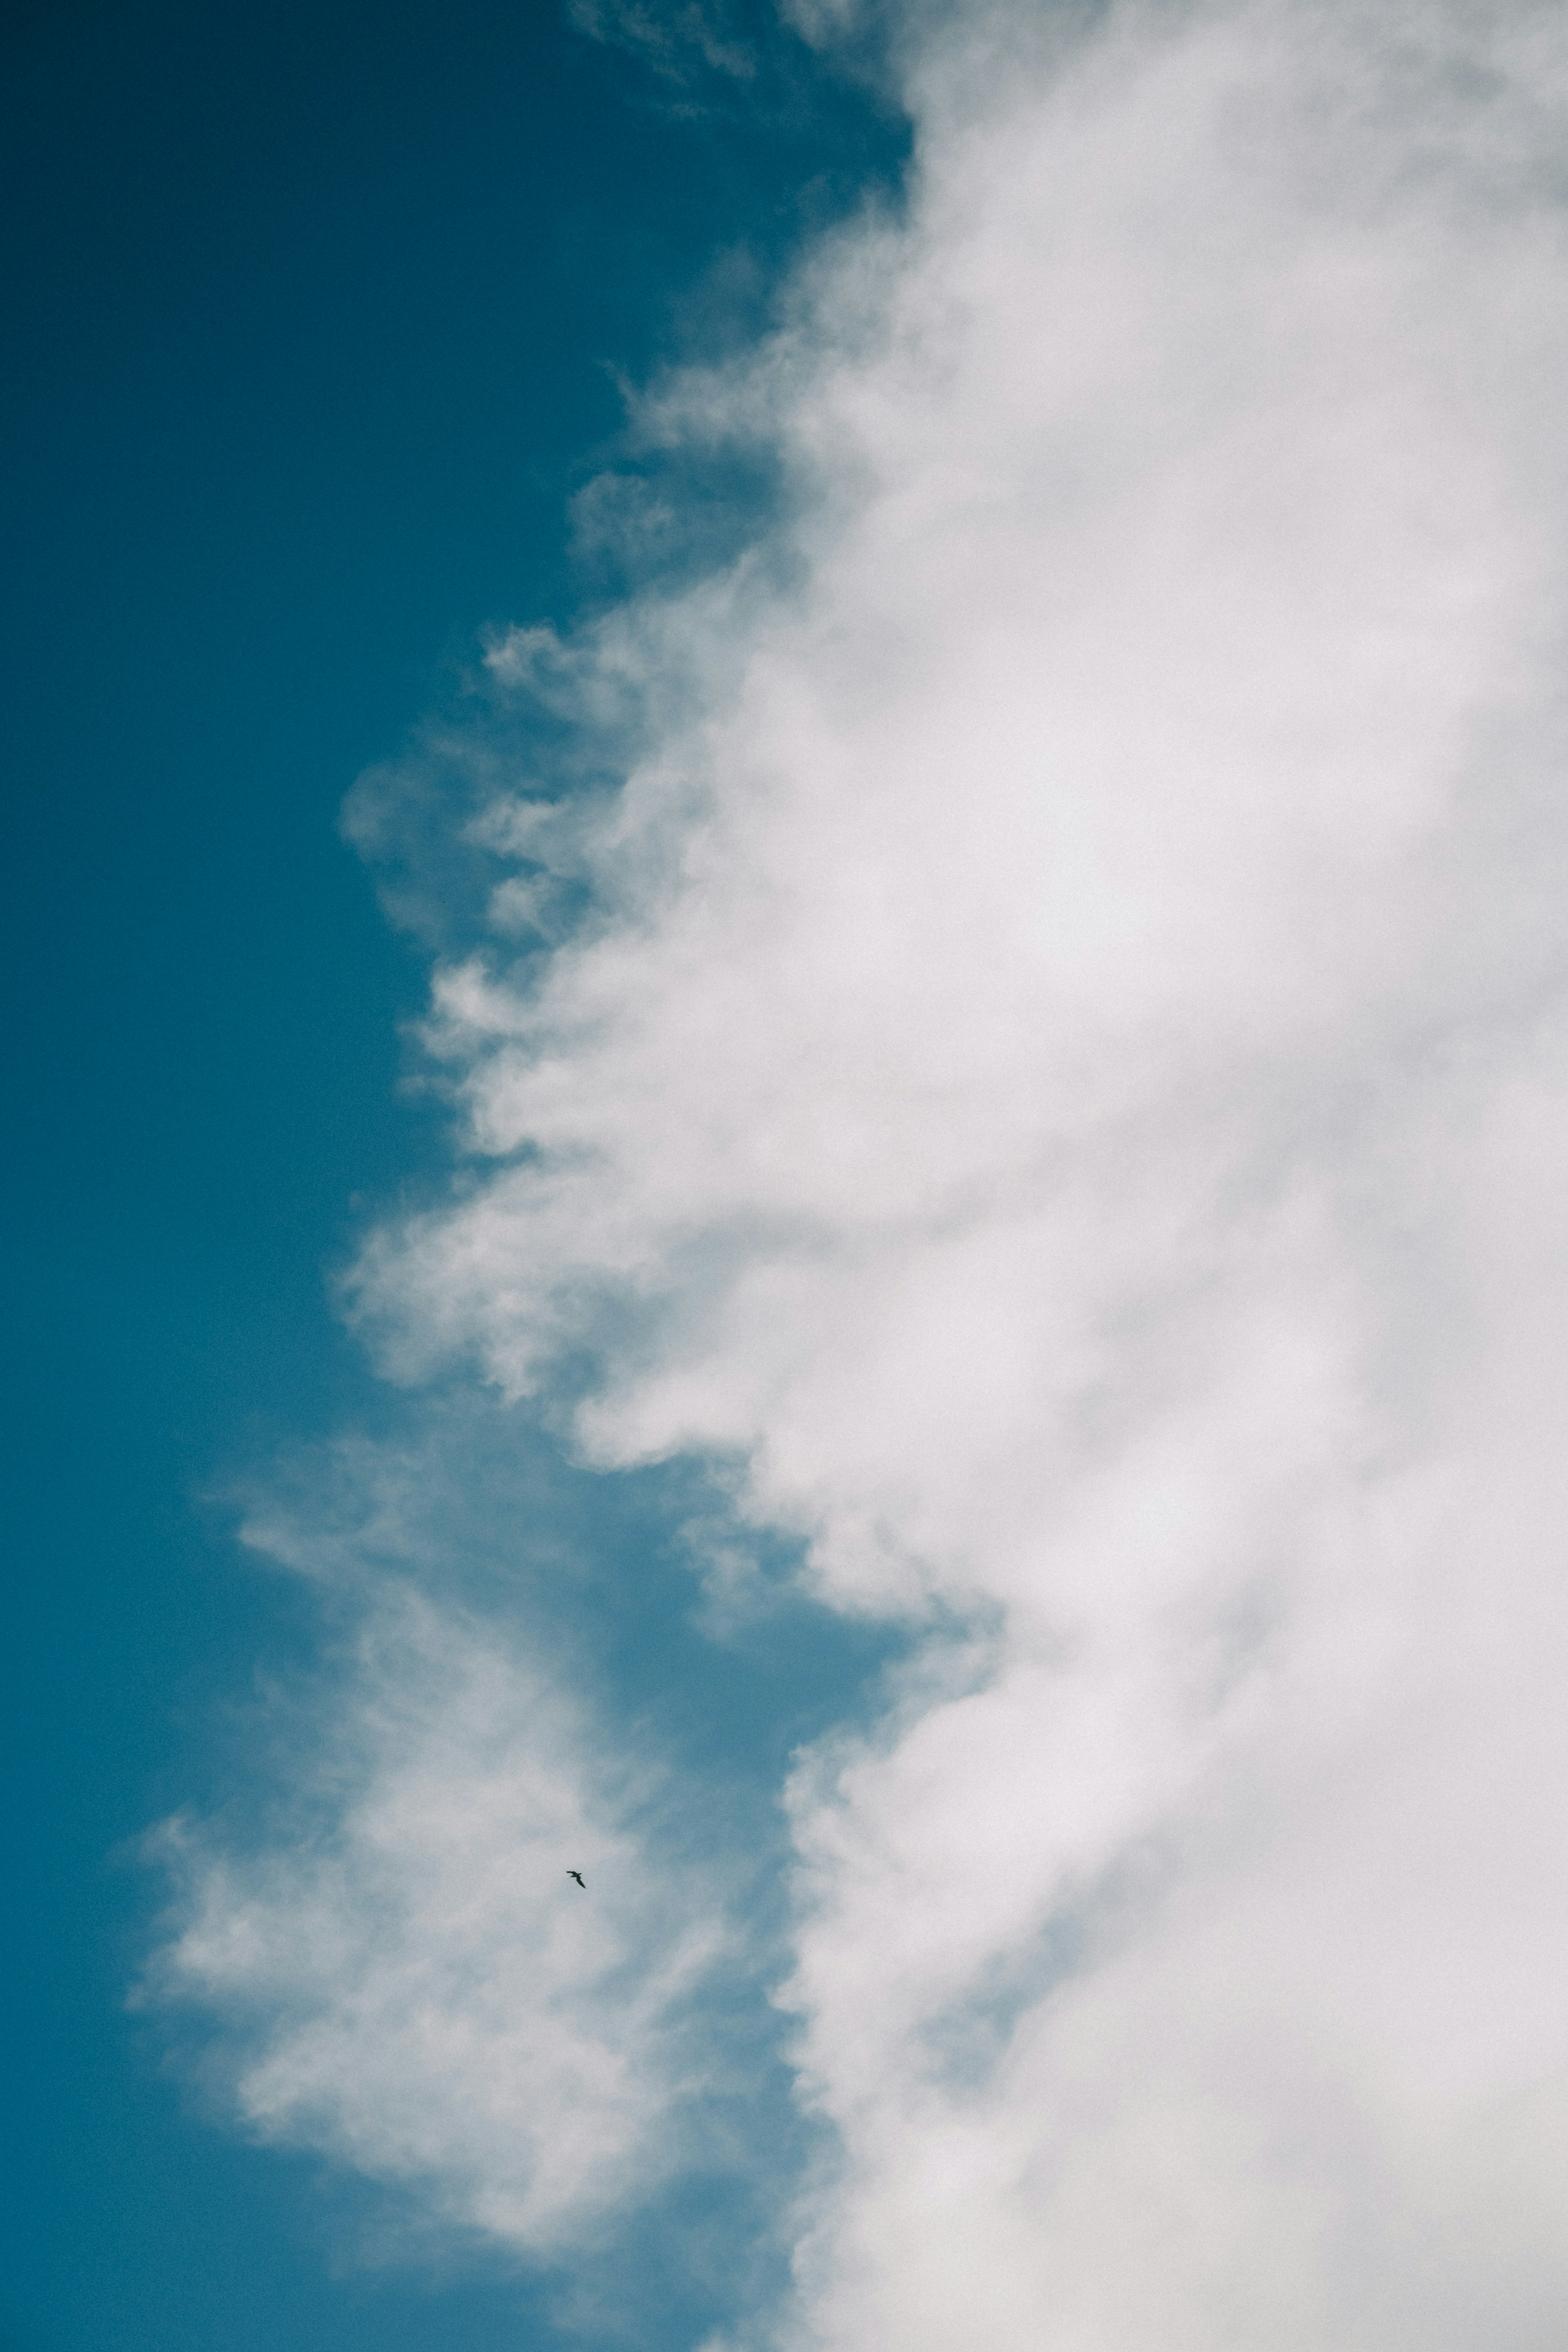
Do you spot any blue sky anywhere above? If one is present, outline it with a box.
[10,3,1568,2349]
[1,6,901,2346]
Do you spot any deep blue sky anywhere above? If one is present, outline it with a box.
[0,5,903,2344]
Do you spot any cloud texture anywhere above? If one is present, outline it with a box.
[154,1,1568,2344]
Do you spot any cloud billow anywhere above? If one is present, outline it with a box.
[154,2,1568,2345]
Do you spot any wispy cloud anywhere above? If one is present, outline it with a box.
[144,1453,738,2239]
[142,1408,848,2335]
[569,0,759,88]
[151,0,1568,2343]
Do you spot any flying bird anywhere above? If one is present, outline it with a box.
[567,1870,586,1888]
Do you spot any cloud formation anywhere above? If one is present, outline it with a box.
[154,1,1568,2344]
[148,1466,734,2256]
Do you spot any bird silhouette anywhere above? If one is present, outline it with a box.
[567,1870,586,1889]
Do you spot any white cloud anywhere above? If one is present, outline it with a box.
[142,1441,762,2285]
[156,0,1568,2343]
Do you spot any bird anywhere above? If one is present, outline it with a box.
[566,1870,586,1889]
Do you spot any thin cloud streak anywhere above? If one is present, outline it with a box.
[154,1,1568,2344]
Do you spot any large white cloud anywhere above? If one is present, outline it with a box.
[156,1,1568,2345]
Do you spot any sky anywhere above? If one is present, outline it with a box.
[7,1,1568,2349]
